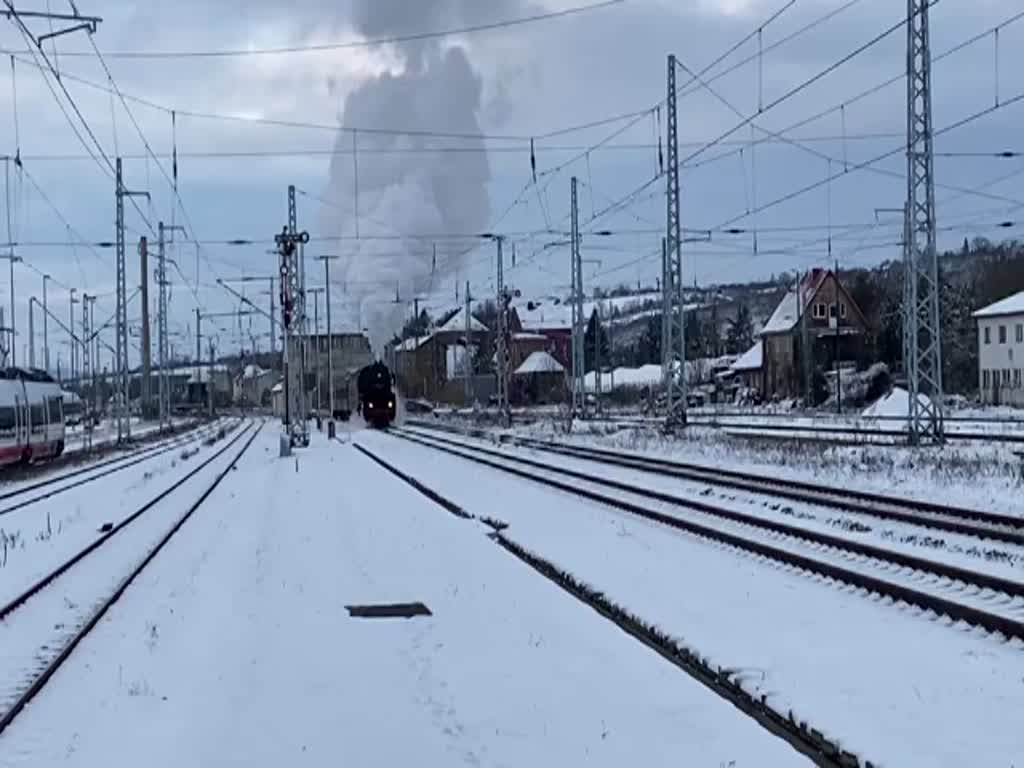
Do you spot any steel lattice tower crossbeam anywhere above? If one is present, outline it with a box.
[904,0,944,444]
[570,177,585,417]
[663,55,687,428]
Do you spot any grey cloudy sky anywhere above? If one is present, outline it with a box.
[1,0,1022,362]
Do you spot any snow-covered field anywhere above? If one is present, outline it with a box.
[358,430,1024,767]
[0,424,808,767]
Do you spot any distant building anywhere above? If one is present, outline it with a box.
[729,340,764,392]
[512,350,566,404]
[512,300,572,366]
[974,290,1024,406]
[286,332,374,413]
[756,268,868,400]
[233,364,278,408]
[393,308,489,404]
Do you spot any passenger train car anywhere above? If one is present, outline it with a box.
[0,368,66,467]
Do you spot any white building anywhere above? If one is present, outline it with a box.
[974,290,1024,406]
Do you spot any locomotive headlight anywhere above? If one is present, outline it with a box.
[366,402,373,409]
[388,401,393,408]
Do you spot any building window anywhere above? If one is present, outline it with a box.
[1005,369,1012,385]
[829,303,838,319]
[1017,324,1023,343]
[1000,325,1007,343]
[1015,369,1022,388]
[813,302,826,319]
[983,370,990,388]
[984,326,991,344]
[839,303,847,318]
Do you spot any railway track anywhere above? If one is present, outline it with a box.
[352,440,874,768]
[2,417,206,485]
[0,419,262,736]
[405,419,1024,546]
[0,418,235,519]
[389,427,1024,643]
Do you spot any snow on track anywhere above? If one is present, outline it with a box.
[393,430,1024,636]
[0,427,807,768]
[403,427,1024,581]
[0,425,255,721]
[359,431,1024,768]
[0,422,238,608]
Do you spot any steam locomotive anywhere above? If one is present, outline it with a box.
[357,361,396,428]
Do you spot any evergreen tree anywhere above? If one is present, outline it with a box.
[584,309,610,372]
[726,303,754,354]
[638,312,662,365]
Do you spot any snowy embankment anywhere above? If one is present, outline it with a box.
[0,421,234,608]
[400,426,1024,584]
[356,432,1024,768]
[0,426,250,722]
[507,417,1024,520]
[0,426,803,767]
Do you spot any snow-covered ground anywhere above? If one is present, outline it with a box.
[400,426,1024,581]
[0,419,237,608]
[0,425,806,767]
[477,417,1024,519]
[62,417,196,457]
[357,431,1024,767]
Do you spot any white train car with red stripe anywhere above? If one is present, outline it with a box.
[0,368,65,467]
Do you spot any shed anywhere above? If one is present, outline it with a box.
[512,351,566,405]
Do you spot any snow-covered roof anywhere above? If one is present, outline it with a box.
[513,332,549,341]
[436,307,488,333]
[514,351,565,375]
[973,290,1024,319]
[240,364,266,380]
[394,333,435,352]
[517,301,573,332]
[759,269,829,335]
[270,382,283,394]
[730,341,763,372]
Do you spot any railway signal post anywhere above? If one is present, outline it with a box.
[277,185,311,449]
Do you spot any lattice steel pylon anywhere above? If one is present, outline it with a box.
[495,237,513,428]
[904,0,944,444]
[570,176,586,417]
[663,55,687,429]
[277,185,310,448]
[114,159,129,444]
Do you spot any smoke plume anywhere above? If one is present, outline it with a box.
[322,0,519,354]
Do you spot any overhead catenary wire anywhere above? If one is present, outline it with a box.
[8,0,625,59]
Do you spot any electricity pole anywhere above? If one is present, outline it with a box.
[158,222,186,431]
[4,158,21,367]
[81,294,93,449]
[464,280,473,405]
[570,177,585,417]
[904,0,944,444]
[309,286,325,414]
[664,54,687,429]
[317,255,339,417]
[115,158,149,443]
[69,288,78,385]
[28,296,35,368]
[42,274,49,373]
[139,237,152,417]
[494,236,512,428]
